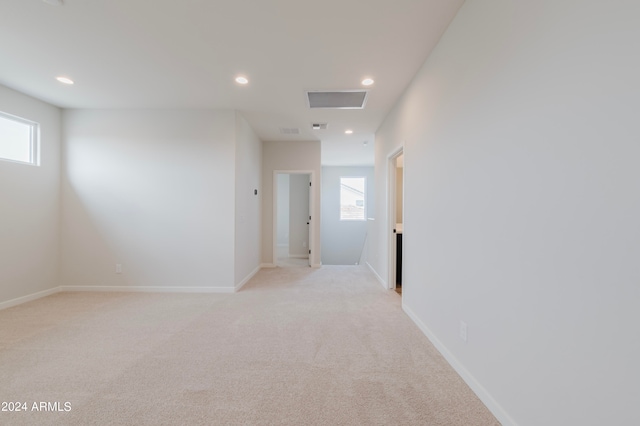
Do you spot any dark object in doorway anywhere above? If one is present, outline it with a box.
[396,233,402,287]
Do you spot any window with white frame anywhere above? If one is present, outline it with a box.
[340,177,366,220]
[0,111,39,166]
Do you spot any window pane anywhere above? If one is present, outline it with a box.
[0,113,37,165]
[340,177,365,220]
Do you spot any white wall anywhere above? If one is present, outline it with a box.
[322,166,374,265]
[61,109,237,291]
[288,174,310,257]
[371,1,640,425]
[0,85,61,306]
[262,141,321,266]
[276,174,290,247]
[396,166,403,223]
[234,112,262,287]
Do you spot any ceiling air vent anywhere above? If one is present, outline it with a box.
[307,90,368,109]
[279,127,300,135]
[311,123,328,130]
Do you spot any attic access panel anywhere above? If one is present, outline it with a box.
[307,90,368,109]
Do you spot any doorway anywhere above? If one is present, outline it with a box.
[274,171,313,267]
[388,149,404,293]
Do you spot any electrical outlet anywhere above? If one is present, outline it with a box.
[115,264,122,274]
[459,320,468,343]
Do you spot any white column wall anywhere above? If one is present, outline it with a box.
[234,112,262,288]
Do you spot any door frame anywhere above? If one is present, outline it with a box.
[273,170,315,267]
[387,147,403,290]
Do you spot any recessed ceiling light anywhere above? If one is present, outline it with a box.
[56,76,74,85]
[235,76,249,85]
[361,78,374,86]
[345,129,353,134]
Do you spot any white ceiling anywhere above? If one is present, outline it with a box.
[0,0,463,166]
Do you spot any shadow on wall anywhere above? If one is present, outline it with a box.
[61,109,237,289]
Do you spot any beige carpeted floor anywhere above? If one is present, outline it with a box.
[0,265,499,425]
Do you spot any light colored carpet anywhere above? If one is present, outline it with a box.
[276,245,309,267]
[0,265,499,425]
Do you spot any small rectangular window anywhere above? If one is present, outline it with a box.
[340,177,366,221]
[0,111,39,166]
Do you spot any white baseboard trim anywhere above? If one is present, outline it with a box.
[402,303,517,426]
[59,285,236,294]
[0,287,60,311]
[366,262,387,289]
[235,265,261,292]
[2,281,255,310]
[261,263,277,268]
[311,263,322,269]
